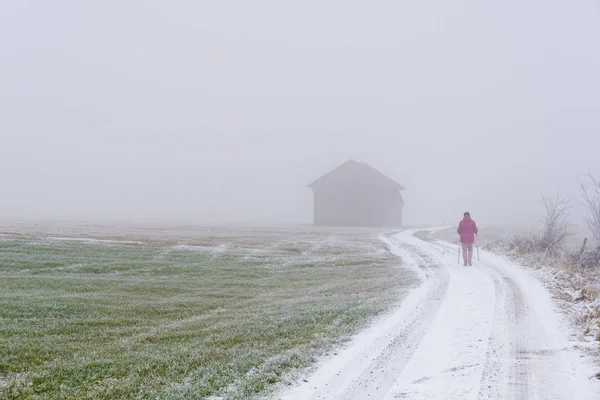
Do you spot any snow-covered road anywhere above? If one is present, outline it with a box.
[277,229,600,400]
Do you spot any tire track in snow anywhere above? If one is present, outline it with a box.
[502,273,531,400]
[471,269,529,400]
[476,273,508,400]
[337,242,449,399]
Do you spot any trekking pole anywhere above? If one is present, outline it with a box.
[457,242,461,265]
[476,234,480,261]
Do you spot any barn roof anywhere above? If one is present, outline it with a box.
[307,160,405,191]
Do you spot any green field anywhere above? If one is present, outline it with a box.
[0,228,416,399]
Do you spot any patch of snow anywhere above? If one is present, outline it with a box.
[47,237,143,245]
[171,244,229,253]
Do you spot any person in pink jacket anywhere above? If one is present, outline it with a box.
[457,212,478,266]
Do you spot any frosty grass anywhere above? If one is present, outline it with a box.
[0,228,416,399]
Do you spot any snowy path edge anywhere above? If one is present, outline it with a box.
[274,230,433,399]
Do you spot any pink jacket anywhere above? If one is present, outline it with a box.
[457,215,478,243]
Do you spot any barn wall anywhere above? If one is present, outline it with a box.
[312,185,403,227]
[313,187,353,226]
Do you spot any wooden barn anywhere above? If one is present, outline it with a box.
[307,160,405,227]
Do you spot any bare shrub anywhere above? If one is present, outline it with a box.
[579,175,600,244]
[580,247,600,269]
[538,193,573,255]
[507,233,539,254]
[504,193,572,257]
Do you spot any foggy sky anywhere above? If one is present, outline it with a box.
[1,0,599,227]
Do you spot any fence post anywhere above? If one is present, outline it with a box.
[579,237,588,256]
